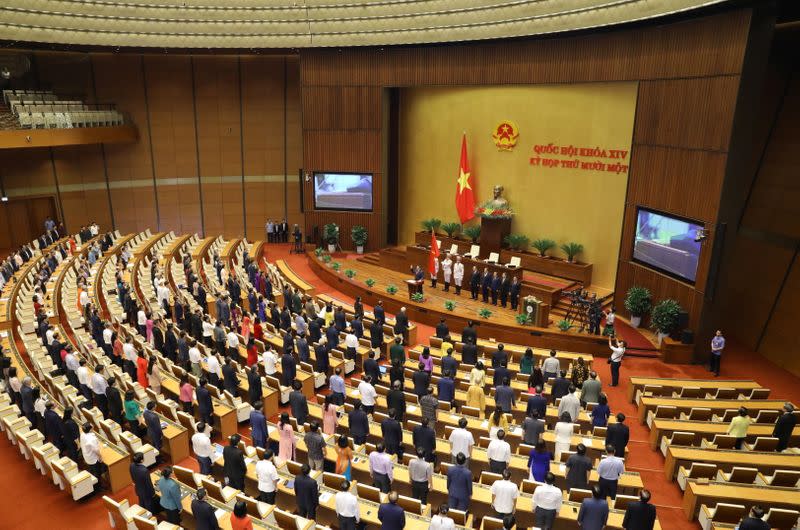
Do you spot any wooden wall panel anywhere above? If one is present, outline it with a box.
[286,56,304,230]
[51,144,112,231]
[759,260,800,376]
[34,52,95,104]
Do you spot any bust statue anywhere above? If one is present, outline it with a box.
[489,185,509,209]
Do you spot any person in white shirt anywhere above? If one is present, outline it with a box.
[76,359,92,399]
[262,346,278,375]
[45,327,55,346]
[554,412,576,461]
[157,284,170,307]
[542,350,560,381]
[137,308,147,328]
[486,429,511,473]
[191,421,214,475]
[226,330,239,357]
[205,353,222,387]
[558,385,581,427]
[90,365,108,408]
[202,317,214,346]
[334,479,360,530]
[490,469,519,518]
[344,329,359,360]
[448,418,475,464]
[532,471,563,530]
[79,289,90,308]
[80,422,103,481]
[255,449,279,504]
[608,337,625,387]
[357,376,378,414]
[429,504,456,530]
[188,341,202,377]
[102,324,114,349]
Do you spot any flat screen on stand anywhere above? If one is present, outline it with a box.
[313,172,373,212]
[632,207,703,283]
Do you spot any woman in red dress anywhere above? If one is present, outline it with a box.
[136,352,149,388]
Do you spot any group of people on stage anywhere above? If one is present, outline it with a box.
[411,252,522,310]
[265,218,289,243]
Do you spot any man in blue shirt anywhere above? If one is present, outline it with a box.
[709,330,725,377]
[578,485,609,530]
[441,346,458,375]
[447,453,473,510]
[495,378,516,413]
[378,491,406,530]
[329,368,345,404]
[437,370,456,403]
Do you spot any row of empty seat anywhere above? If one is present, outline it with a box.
[2,89,125,129]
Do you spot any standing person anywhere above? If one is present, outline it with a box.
[130,452,156,511]
[710,330,725,377]
[608,337,625,387]
[369,443,394,493]
[250,401,268,449]
[192,422,214,475]
[294,464,319,520]
[605,413,630,456]
[430,505,456,530]
[61,407,80,463]
[419,386,439,427]
[304,421,326,472]
[335,435,353,480]
[387,380,406,422]
[322,394,340,435]
[487,429,511,473]
[566,443,593,490]
[581,371,602,407]
[223,434,247,490]
[348,401,369,445]
[509,276,521,310]
[542,350,560,382]
[597,444,625,500]
[441,253,453,292]
[157,467,183,524]
[448,418,475,465]
[381,409,403,456]
[554,412,576,461]
[528,440,553,483]
[255,449,279,504]
[490,469,519,519]
[143,401,163,455]
[591,394,611,427]
[522,409,545,446]
[737,506,771,530]
[727,407,752,450]
[408,447,433,505]
[80,422,104,485]
[578,485,609,530]
[191,488,220,530]
[773,403,798,452]
[277,413,296,461]
[532,472,563,530]
[622,489,657,530]
[335,480,360,530]
[289,381,309,424]
[357,376,377,415]
[196,379,214,427]
[378,491,406,530]
[558,385,581,426]
[446,453,473,510]
[230,500,253,530]
[453,256,464,295]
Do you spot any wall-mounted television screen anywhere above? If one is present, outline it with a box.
[313,172,373,212]
[632,207,703,284]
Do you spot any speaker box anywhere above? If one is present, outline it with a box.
[680,329,694,344]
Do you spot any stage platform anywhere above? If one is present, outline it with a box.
[308,250,644,357]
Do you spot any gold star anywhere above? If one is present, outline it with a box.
[457,169,472,193]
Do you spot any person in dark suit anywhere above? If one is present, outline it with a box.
[348,401,369,445]
[412,417,436,462]
[737,506,771,530]
[772,403,797,451]
[20,378,35,424]
[223,434,247,490]
[315,339,330,375]
[435,319,449,339]
[130,452,156,511]
[461,336,478,365]
[481,269,492,303]
[437,371,455,403]
[289,381,309,425]
[106,377,123,425]
[309,318,322,344]
[622,489,657,530]
[605,413,630,457]
[191,488,221,530]
[492,361,511,388]
[222,358,238,396]
[394,308,410,345]
[526,387,548,419]
[578,485,609,530]
[351,316,363,339]
[374,301,386,325]
[381,409,403,455]
[447,452,473,510]
[441,347,458,376]
[462,321,478,345]
[550,370,571,404]
[386,380,406,422]
[491,344,508,368]
[143,401,163,454]
[196,379,214,427]
[378,491,406,530]
[499,273,511,308]
[61,407,80,462]
[43,402,64,450]
[412,363,431,398]
[369,319,384,350]
[363,350,382,383]
[469,267,481,300]
[334,306,347,332]
[509,277,521,310]
[281,351,297,387]
[294,463,319,519]
[247,366,263,405]
[490,272,501,305]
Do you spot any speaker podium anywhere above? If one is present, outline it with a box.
[479,216,512,255]
[405,279,423,299]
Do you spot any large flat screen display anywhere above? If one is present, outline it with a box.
[632,207,703,283]
[313,172,373,212]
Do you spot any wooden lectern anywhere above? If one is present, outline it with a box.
[406,279,423,299]
[479,216,512,255]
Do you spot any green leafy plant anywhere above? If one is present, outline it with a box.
[531,238,556,257]
[365,278,376,288]
[411,292,424,303]
[321,254,332,264]
[463,225,481,243]
[560,242,584,262]
[314,247,325,257]
[651,299,683,335]
[351,225,368,248]
[444,300,456,311]
[441,222,461,238]
[557,319,572,332]
[478,308,492,319]
[421,218,442,233]
[624,286,652,318]
[386,284,398,295]
[516,313,529,325]
[344,269,356,279]
[331,262,341,272]
[504,234,530,251]
[323,223,340,245]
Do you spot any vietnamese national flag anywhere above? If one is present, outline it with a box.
[428,230,440,276]
[455,134,476,223]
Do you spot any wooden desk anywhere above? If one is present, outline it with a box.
[428,335,592,367]
[649,418,800,451]
[683,481,800,521]
[664,446,800,481]
[638,397,790,424]
[627,377,762,403]
[276,259,316,296]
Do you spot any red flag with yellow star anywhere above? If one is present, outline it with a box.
[455,134,476,223]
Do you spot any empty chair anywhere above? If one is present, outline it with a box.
[744,436,779,452]
[714,409,739,423]
[465,244,480,258]
[755,469,800,488]
[568,488,593,503]
[449,244,459,255]
[741,388,770,400]
[677,462,717,491]
[680,407,712,422]
[753,410,779,424]
[486,252,499,264]
[706,387,738,399]
[199,475,238,506]
[660,431,696,456]
[479,471,502,485]
[51,457,99,501]
[701,434,736,450]
[506,256,521,268]
[132,514,181,530]
[613,494,639,511]
[673,386,703,399]
[172,465,201,488]
[481,516,506,530]
[103,496,151,530]
[698,503,746,530]
[764,508,800,530]
[717,466,758,484]
[647,405,677,428]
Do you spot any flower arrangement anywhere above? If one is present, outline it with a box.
[365,278,376,288]
[475,201,514,219]
[386,284,398,295]
[344,269,356,279]
[478,308,492,319]
[411,292,424,303]
[444,300,456,311]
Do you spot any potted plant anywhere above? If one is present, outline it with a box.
[651,299,683,344]
[365,278,376,288]
[444,300,456,311]
[351,225,368,254]
[557,319,572,332]
[516,313,529,325]
[386,284,398,295]
[411,292,424,303]
[478,308,492,319]
[624,286,652,328]
[504,234,530,251]
[441,222,461,238]
[560,242,584,263]
[323,223,339,253]
[421,218,442,233]
[531,238,556,258]
[463,225,481,243]
[344,269,357,279]
[314,247,325,258]
[331,262,341,272]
